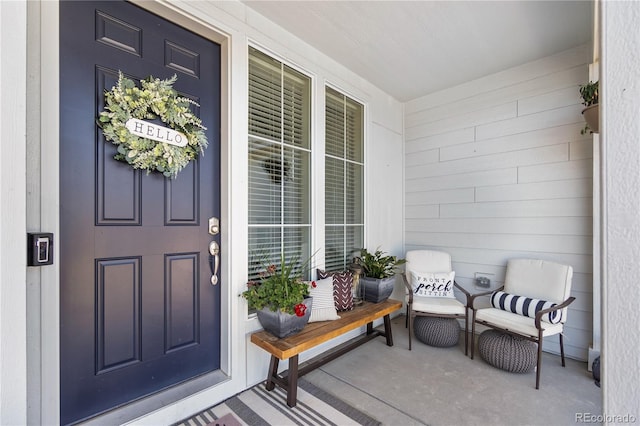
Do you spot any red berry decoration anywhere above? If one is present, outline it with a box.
[311,280,317,288]
[294,303,307,317]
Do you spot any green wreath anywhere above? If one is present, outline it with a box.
[98,72,208,178]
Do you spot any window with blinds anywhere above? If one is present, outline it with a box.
[248,47,312,282]
[325,87,364,272]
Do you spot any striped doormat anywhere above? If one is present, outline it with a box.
[174,378,381,426]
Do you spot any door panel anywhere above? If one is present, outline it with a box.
[59,2,221,424]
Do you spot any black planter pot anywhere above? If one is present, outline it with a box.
[360,276,395,303]
[592,356,600,387]
[256,297,313,338]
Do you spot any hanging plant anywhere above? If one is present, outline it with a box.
[97,72,208,178]
[579,80,599,135]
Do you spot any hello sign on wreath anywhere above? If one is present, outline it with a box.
[97,72,208,178]
[125,118,188,147]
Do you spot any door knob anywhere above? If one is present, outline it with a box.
[209,241,220,285]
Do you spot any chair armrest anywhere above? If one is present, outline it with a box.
[402,272,413,304]
[468,286,504,309]
[534,296,576,329]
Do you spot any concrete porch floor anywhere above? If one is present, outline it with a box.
[303,315,602,426]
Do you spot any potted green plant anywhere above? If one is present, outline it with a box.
[241,252,314,338]
[580,80,599,134]
[355,248,406,303]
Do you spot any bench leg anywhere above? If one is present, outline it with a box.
[265,356,279,391]
[265,354,299,407]
[286,355,299,407]
[365,315,394,346]
[383,314,394,346]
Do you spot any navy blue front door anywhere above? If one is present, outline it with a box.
[59,2,221,424]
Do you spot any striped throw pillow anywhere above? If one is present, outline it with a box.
[490,291,562,324]
[317,269,354,312]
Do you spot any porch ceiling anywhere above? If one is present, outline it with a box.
[242,0,593,102]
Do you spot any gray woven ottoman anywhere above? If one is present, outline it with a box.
[478,329,537,373]
[413,316,460,347]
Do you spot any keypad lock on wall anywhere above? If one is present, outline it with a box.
[27,233,54,266]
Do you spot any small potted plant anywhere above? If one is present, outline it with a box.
[355,248,406,303]
[580,80,599,134]
[241,252,315,338]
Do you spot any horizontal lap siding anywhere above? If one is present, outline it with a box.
[404,45,593,361]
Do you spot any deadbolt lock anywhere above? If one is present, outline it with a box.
[208,217,220,235]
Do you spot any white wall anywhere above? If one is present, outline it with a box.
[0,2,28,425]
[601,0,640,420]
[367,119,405,302]
[403,45,593,361]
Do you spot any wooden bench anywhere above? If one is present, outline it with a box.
[250,298,402,407]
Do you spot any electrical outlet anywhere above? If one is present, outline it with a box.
[474,272,494,289]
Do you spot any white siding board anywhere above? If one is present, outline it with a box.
[406,65,587,128]
[476,104,584,140]
[563,340,589,362]
[405,217,592,236]
[406,168,517,192]
[440,198,592,219]
[518,158,592,183]
[405,246,592,275]
[406,144,568,180]
[563,326,591,348]
[475,178,593,202]
[570,272,593,293]
[567,308,594,328]
[405,232,592,255]
[405,44,590,113]
[404,148,439,167]
[566,290,592,313]
[441,123,584,161]
[406,127,474,150]
[517,85,582,116]
[406,102,517,140]
[546,330,590,359]
[558,328,591,347]
[569,138,593,160]
[550,345,588,361]
[405,204,439,219]
[405,188,474,206]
